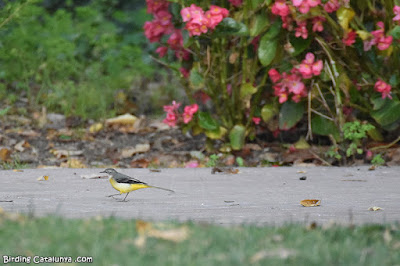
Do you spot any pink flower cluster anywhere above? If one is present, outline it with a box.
[298,53,323,79]
[364,22,393,51]
[342,30,357,46]
[393,6,400,22]
[144,0,190,61]
[269,53,323,103]
[228,0,243,7]
[163,101,199,126]
[374,80,392,99]
[271,0,331,40]
[181,4,229,36]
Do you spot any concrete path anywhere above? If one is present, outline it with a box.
[1,167,399,225]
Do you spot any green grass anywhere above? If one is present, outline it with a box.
[0,215,399,266]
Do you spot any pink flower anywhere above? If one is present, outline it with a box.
[163,100,181,113]
[146,0,169,14]
[282,15,294,30]
[269,68,282,83]
[271,0,290,17]
[286,74,305,95]
[154,10,172,26]
[143,20,169,42]
[155,46,168,58]
[183,104,199,123]
[374,79,392,99]
[292,0,320,14]
[163,111,178,127]
[298,53,323,79]
[167,30,183,49]
[312,16,325,32]
[295,20,308,39]
[252,117,261,124]
[175,49,191,61]
[185,160,199,168]
[343,30,357,46]
[181,4,204,22]
[394,6,400,22]
[180,67,190,78]
[324,0,340,13]
[228,0,243,7]
[370,22,393,50]
[206,6,229,30]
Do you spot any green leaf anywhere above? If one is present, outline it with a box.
[371,99,400,127]
[389,25,400,40]
[0,107,10,116]
[264,20,282,40]
[229,125,246,150]
[214,18,249,37]
[240,82,257,98]
[198,112,219,131]
[205,127,227,140]
[250,15,269,37]
[258,21,281,66]
[311,115,340,141]
[189,69,204,89]
[251,0,268,8]
[261,104,277,122]
[367,127,383,141]
[258,37,278,66]
[336,7,355,31]
[279,101,304,130]
[289,34,312,56]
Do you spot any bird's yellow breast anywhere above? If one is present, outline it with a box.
[109,178,150,194]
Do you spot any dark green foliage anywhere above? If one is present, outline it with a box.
[0,0,154,119]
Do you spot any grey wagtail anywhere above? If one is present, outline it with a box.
[100,168,174,201]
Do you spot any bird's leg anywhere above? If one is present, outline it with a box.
[106,193,121,198]
[120,192,130,202]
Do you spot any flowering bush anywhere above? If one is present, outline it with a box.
[144,0,400,151]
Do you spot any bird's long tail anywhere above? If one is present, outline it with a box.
[149,185,175,193]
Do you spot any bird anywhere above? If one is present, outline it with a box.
[100,168,174,202]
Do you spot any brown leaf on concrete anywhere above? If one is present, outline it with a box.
[37,175,49,181]
[368,206,383,211]
[300,199,321,207]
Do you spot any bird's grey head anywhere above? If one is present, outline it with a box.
[100,168,117,175]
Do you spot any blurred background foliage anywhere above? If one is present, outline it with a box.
[0,0,184,119]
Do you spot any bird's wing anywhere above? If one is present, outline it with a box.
[113,172,148,185]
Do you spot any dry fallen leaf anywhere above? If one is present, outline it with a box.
[50,149,84,159]
[60,158,87,168]
[368,165,376,171]
[81,174,108,179]
[368,206,383,211]
[300,199,321,207]
[121,143,150,158]
[130,158,150,168]
[134,220,189,248]
[0,148,11,162]
[89,123,103,133]
[105,113,138,125]
[148,227,189,243]
[297,170,307,174]
[13,169,24,172]
[37,175,49,181]
[14,140,31,152]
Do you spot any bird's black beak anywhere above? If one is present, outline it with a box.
[100,170,106,173]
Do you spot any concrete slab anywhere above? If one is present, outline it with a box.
[0,167,399,225]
